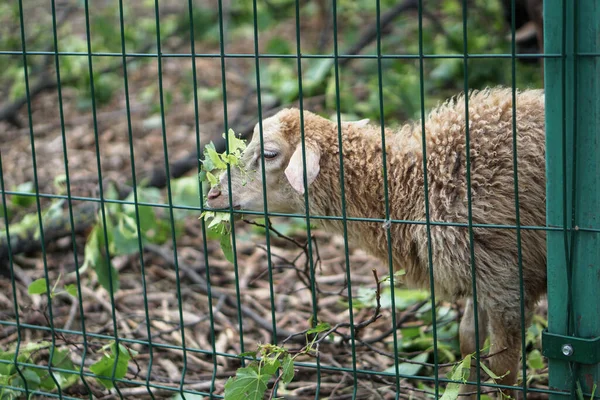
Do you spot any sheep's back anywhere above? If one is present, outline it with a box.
[407,88,547,303]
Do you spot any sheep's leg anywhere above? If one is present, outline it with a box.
[487,311,525,400]
[458,298,488,399]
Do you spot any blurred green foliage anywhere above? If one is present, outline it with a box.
[1,0,542,121]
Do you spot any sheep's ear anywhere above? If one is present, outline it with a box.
[285,144,320,194]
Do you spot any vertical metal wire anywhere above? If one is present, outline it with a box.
[331,0,359,396]
[416,1,440,398]
[151,0,190,394]
[187,0,219,396]
[251,0,278,343]
[558,7,577,396]
[17,0,63,396]
[82,0,123,394]
[374,0,402,397]
[249,0,282,391]
[460,1,482,397]
[49,1,92,395]
[293,2,322,398]
[117,1,156,398]
[566,0,580,395]
[216,0,246,362]
[0,139,29,398]
[508,0,528,398]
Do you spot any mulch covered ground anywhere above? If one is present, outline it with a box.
[0,3,550,399]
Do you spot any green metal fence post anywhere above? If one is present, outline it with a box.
[544,0,600,398]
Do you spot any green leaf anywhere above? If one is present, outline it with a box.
[28,278,48,295]
[90,342,133,389]
[223,365,273,400]
[206,146,227,170]
[12,368,42,392]
[219,231,234,263]
[64,284,78,297]
[206,171,218,186]
[226,154,239,166]
[11,182,36,208]
[47,349,78,389]
[239,351,257,360]
[441,382,461,400]
[21,341,51,354]
[527,349,544,370]
[226,129,247,156]
[21,368,41,386]
[262,358,281,376]
[480,361,509,381]
[280,354,294,385]
[83,225,120,293]
[383,352,429,376]
[384,288,430,310]
[0,351,16,376]
[440,355,471,400]
[110,213,141,255]
[201,143,217,172]
[307,322,331,335]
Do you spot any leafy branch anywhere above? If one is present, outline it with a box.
[199,129,248,264]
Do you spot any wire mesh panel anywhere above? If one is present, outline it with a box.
[0,0,597,399]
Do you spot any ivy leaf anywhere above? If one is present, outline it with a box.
[280,354,294,384]
[28,278,48,295]
[223,365,273,400]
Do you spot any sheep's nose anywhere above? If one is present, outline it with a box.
[207,187,221,200]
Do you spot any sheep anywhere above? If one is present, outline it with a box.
[206,87,547,398]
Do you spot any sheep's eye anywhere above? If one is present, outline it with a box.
[263,150,278,160]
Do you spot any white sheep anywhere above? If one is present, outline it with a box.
[207,87,547,398]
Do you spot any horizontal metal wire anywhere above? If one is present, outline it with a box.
[5,188,600,232]
[0,50,565,59]
[0,340,569,397]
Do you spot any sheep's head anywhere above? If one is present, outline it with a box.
[205,108,368,214]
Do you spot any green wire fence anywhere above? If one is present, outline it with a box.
[0,0,598,399]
